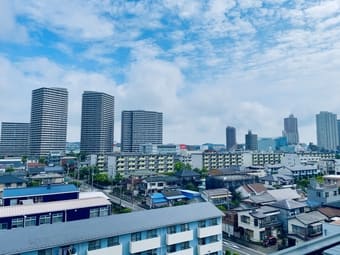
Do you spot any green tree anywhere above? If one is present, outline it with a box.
[38,156,46,164]
[21,155,28,164]
[225,250,231,255]
[5,166,14,173]
[93,173,111,186]
[113,172,123,185]
[231,190,242,207]
[174,161,186,172]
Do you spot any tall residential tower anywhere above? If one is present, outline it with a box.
[0,122,29,157]
[226,126,236,151]
[245,130,258,151]
[121,110,163,152]
[29,87,68,156]
[283,114,299,145]
[80,91,114,155]
[316,111,338,151]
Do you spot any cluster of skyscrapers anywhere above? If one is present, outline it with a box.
[0,87,163,157]
[226,112,340,152]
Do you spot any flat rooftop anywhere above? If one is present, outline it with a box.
[2,184,78,198]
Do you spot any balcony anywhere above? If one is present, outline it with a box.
[87,245,122,255]
[197,241,222,255]
[259,220,281,228]
[197,224,222,238]
[167,247,193,255]
[166,230,193,245]
[130,236,161,254]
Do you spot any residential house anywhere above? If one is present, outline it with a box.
[270,199,306,233]
[238,206,281,243]
[201,188,231,206]
[139,175,178,195]
[288,211,327,242]
[0,175,27,192]
[307,180,340,208]
[236,183,267,199]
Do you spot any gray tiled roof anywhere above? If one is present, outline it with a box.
[271,199,306,210]
[0,202,223,255]
[295,211,327,225]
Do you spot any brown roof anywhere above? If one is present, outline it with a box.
[242,183,267,194]
[318,206,340,218]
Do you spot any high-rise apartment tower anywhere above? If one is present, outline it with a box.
[316,111,338,151]
[0,122,29,157]
[29,87,68,156]
[80,91,114,155]
[121,110,163,152]
[226,126,237,151]
[283,114,299,145]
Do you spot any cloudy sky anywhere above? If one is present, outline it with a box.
[1,0,340,145]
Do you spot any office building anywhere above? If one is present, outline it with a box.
[0,122,29,157]
[29,87,68,156]
[121,110,163,152]
[226,126,237,151]
[80,91,114,155]
[0,202,223,255]
[283,114,299,145]
[316,111,338,151]
[245,130,258,151]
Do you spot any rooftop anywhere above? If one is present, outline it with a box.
[295,211,327,225]
[0,175,27,184]
[0,197,110,218]
[2,184,78,198]
[271,199,306,210]
[0,202,223,254]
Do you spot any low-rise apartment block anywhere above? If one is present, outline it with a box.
[0,202,223,255]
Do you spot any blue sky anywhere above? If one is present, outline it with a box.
[1,0,340,144]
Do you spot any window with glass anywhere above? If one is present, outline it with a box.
[39,214,50,225]
[52,212,63,223]
[37,249,52,255]
[11,218,24,228]
[107,236,119,246]
[99,207,108,216]
[88,239,101,251]
[167,245,176,253]
[210,218,218,226]
[198,238,206,245]
[25,216,36,227]
[198,220,206,228]
[179,241,190,250]
[241,215,250,224]
[147,229,157,238]
[167,225,176,234]
[0,223,8,229]
[180,223,189,232]
[131,232,142,241]
[90,208,99,218]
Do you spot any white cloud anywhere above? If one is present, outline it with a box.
[0,0,28,43]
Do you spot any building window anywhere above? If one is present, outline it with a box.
[254,219,258,227]
[316,191,321,197]
[90,208,99,218]
[25,216,36,227]
[88,239,101,251]
[325,192,329,198]
[147,229,157,238]
[107,236,119,246]
[52,213,63,223]
[0,223,8,229]
[210,218,218,226]
[167,225,176,234]
[198,220,206,228]
[131,232,142,241]
[180,223,189,232]
[167,244,176,253]
[11,218,23,228]
[179,241,190,250]
[334,191,337,196]
[37,249,52,255]
[99,207,108,216]
[241,215,250,224]
[39,214,50,225]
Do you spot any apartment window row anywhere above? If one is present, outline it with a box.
[198,235,219,245]
[198,218,218,228]
[134,249,157,255]
[89,207,109,218]
[167,241,190,253]
[167,223,190,234]
[88,236,120,251]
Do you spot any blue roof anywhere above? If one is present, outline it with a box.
[2,184,78,198]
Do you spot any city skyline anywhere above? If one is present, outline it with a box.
[1,1,340,144]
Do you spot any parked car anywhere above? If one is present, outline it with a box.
[262,236,277,247]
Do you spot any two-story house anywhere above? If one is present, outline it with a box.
[238,206,281,243]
